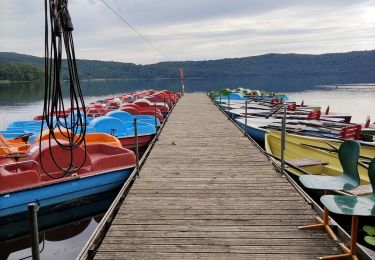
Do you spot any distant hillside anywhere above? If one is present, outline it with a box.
[0,50,374,81]
[0,62,44,81]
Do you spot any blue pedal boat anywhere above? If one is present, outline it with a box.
[89,116,156,149]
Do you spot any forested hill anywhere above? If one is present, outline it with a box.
[0,50,374,81]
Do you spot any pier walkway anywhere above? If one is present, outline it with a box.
[94,93,339,259]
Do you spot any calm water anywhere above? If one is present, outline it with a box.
[1,76,375,128]
[1,75,375,259]
[1,190,118,260]
[286,84,375,123]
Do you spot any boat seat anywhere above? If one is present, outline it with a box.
[298,140,361,242]
[287,158,328,167]
[26,140,92,179]
[87,143,135,172]
[319,158,375,259]
[0,161,40,193]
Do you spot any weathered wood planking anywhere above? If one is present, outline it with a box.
[95,93,340,259]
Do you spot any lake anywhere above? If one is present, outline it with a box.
[1,75,375,259]
[1,75,375,128]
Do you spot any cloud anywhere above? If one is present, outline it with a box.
[0,0,374,64]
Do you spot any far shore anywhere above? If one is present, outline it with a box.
[0,77,200,84]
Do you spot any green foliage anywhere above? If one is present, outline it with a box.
[1,50,374,80]
[0,62,44,81]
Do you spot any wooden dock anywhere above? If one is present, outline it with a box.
[93,93,340,259]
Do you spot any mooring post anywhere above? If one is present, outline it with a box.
[134,118,140,177]
[219,93,222,108]
[154,103,159,141]
[28,203,40,260]
[227,94,231,119]
[280,105,287,176]
[228,94,230,111]
[244,100,248,136]
[154,103,158,128]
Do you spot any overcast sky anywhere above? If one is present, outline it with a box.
[0,0,374,64]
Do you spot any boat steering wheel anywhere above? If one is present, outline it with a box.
[15,132,33,142]
[5,152,29,161]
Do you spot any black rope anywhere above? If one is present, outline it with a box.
[39,0,87,179]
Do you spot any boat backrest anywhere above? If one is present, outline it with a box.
[339,124,362,140]
[338,140,360,185]
[145,96,158,102]
[118,106,141,115]
[134,98,153,106]
[368,158,375,193]
[84,133,122,148]
[90,116,128,136]
[107,111,134,122]
[26,141,92,177]
[35,128,72,143]
[123,103,142,110]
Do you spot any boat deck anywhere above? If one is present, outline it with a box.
[93,93,340,259]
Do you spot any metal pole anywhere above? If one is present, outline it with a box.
[244,100,248,136]
[28,203,40,260]
[134,118,140,177]
[154,103,158,141]
[154,103,158,128]
[228,94,230,112]
[280,106,286,176]
[227,94,231,119]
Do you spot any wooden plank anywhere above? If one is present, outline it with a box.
[106,224,323,232]
[95,252,333,260]
[105,230,329,239]
[97,244,338,254]
[99,238,337,249]
[94,93,341,259]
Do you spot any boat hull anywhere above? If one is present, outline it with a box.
[265,132,369,184]
[236,120,266,144]
[119,134,155,150]
[0,168,132,218]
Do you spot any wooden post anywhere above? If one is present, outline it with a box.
[28,203,40,260]
[350,216,358,255]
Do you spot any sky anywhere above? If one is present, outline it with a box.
[0,0,374,64]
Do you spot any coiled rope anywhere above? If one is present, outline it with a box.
[40,0,87,179]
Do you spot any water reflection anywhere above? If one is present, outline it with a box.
[1,75,375,129]
[0,189,117,260]
[1,73,375,104]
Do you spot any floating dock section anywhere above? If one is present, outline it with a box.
[87,93,340,259]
